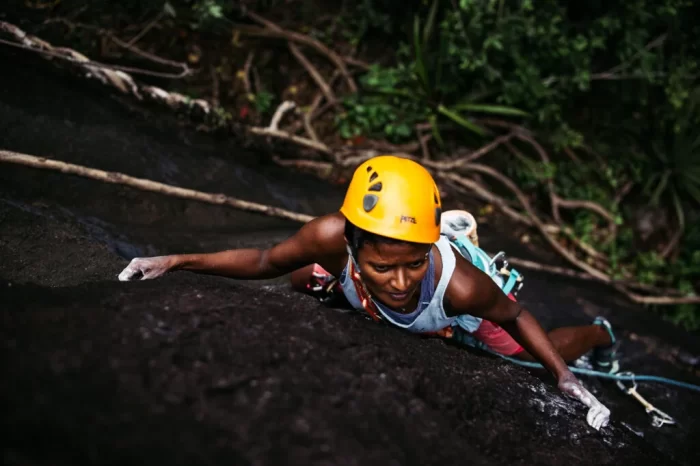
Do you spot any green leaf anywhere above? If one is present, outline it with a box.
[670,186,686,230]
[362,88,423,102]
[437,105,486,135]
[423,0,439,45]
[451,103,529,116]
[413,15,430,94]
[650,169,671,205]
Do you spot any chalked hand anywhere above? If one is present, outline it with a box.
[558,372,611,431]
[118,256,174,281]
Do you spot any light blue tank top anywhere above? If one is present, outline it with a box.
[338,235,483,334]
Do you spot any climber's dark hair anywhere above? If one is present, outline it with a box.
[344,219,409,256]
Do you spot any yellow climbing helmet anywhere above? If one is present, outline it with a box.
[340,155,442,244]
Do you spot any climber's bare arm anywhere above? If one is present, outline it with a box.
[118,212,347,281]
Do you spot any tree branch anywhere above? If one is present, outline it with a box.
[241,51,255,95]
[248,126,333,156]
[439,172,532,226]
[459,162,612,281]
[0,150,314,223]
[235,11,357,92]
[285,71,341,136]
[555,197,617,225]
[614,285,700,305]
[268,101,297,131]
[287,42,338,107]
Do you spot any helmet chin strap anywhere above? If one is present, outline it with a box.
[345,244,385,322]
[345,244,361,272]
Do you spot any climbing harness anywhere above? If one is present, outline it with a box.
[615,372,676,428]
[306,266,342,304]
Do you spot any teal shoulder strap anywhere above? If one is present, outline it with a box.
[448,235,524,297]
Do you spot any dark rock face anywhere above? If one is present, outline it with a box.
[1,49,698,466]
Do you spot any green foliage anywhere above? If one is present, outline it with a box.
[637,90,700,228]
[333,0,700,328]
[339,0,528,143]
[252,90,275,115]
[335,66,426,141]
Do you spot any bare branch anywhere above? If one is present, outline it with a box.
[343,55,371,70]
[125,11,165,47]
[599,34,668,76]
[504,257,600,282]
[504,256,700,305]
[288,42,338,107]
[236,11,357,92]
[613,180,634,206]
[439,172,532,226]
[510,133,561,223]
[417,126,432,161]
[614,285,700,305]
[249,126,333,156]
[506,132,618,229]
[240,51,255,95]
[303,109,320,143]
[562,146,581,163]
[286,71,341,135]
[0,26,191,79]
[268,101,297,131]
[0,150,314,223]
[555,197,617,225]
[36,18,190,75]
[460,162,611,281]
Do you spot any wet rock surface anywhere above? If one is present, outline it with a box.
[1,50,699,465]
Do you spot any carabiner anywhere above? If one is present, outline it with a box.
[616,372,677,428]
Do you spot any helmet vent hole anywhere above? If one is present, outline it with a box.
[369,172,379,182]
[434,192,439,204]
[363,194,379,212]
[368,182,382,192]
[435,207,442,226]
[366,166,373,172]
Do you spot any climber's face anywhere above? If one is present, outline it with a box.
[356,240,431,309]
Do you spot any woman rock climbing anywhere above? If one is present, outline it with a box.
[118,155,619,430]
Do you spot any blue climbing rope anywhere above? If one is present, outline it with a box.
[475,344,700,393]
